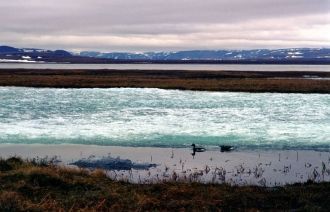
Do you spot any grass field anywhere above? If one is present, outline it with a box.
[0,69,330,93]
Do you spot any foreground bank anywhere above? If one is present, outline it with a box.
[1,144,329,186]
[1,157,329,211]
[0,69,330,93]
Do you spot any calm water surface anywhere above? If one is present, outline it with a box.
[0,63,329,72]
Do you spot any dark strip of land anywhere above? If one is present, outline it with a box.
[0,68,330,93]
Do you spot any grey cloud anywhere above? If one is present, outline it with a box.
[0,0,329,51]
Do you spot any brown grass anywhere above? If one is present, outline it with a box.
[0,69,329,93]
[1,157,330,211]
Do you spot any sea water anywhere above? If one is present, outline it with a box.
[0,87,329,150]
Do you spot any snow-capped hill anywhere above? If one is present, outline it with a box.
[0,45,73,62]
[78,48,330,61]
[0,46,22,54]
[1,45,329,63]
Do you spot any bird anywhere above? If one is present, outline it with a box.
[220,145,234,152]
[191,144,206,152]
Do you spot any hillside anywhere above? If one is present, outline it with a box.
[1,45,330,64]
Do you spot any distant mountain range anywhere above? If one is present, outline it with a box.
[79,48,330,61]
[0,45,74,63]
[1,45,329,64]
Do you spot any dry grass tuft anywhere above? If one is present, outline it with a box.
[0,157,330,210]
[90,169,107,178]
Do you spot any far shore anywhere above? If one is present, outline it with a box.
[0,68,330,93]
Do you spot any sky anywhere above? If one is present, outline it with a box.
[0,0,329,52]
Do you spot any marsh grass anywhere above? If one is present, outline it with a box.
[0,69,329,93]
[0,157,330,211]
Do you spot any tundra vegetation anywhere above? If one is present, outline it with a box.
[0,69,330,93]
[1,157,329,211]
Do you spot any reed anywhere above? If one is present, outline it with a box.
[1,156,330,210]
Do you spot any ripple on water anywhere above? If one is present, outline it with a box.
[0,87,329,150]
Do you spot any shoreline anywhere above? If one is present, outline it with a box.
[1,68,330,93]
[1,156,329,210]
[1,144,329,186]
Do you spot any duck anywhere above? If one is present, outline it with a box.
[191,144,206,152]
[220,145,234,152]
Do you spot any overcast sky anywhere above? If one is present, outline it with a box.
[0,0,329,52]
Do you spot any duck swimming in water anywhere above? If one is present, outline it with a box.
[191,144,206,152]
[220,145,234,152]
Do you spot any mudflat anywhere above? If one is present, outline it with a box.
[0,68,330,93]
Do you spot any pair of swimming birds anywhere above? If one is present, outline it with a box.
[191,143,234,152]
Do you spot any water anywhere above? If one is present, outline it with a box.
[0,87,329,150]
[0,63,329,72]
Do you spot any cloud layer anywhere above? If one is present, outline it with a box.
[1,0,329,51]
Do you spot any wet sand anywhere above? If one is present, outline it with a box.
[1,144,329,186]
[0,69,330,93]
